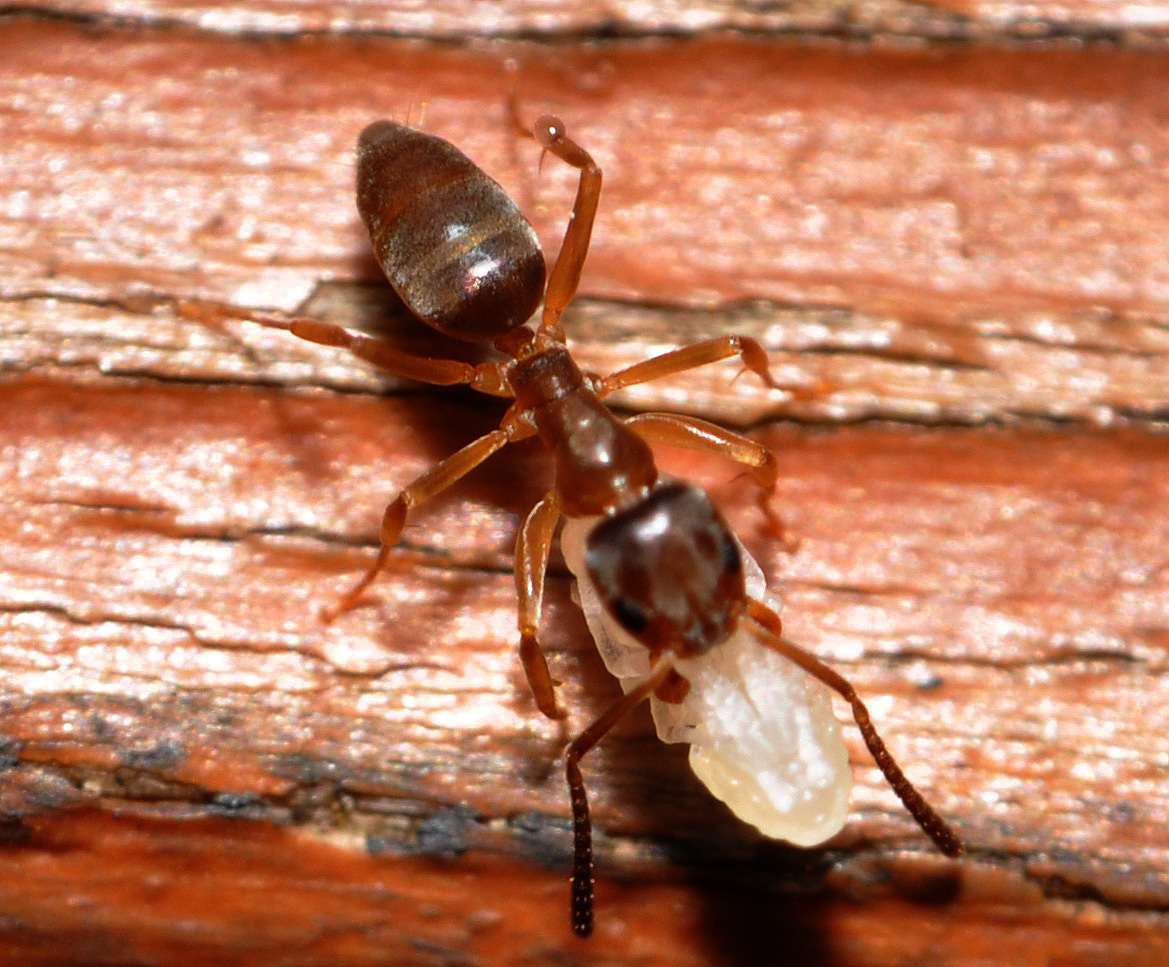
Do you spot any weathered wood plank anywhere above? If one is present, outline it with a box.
[17,0,1169,38]
[2,374,1167,961]
[2,12,1167,966]
[5,23,1169,426]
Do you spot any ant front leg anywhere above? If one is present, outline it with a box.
[177,300,511,395]
[598,333,820,400]
[622,412,795,548]
[511,109,603,340]
[514,492,567,720]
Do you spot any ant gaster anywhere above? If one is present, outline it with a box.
[186,110,962,937]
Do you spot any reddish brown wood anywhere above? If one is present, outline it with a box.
[22,0,1169,37]
[2,11,1168,967]
[5,22,1169,427]
[0,810,1166,967]
[12,23,1169,319]
[2,373,1167,963]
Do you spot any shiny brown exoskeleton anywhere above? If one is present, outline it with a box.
[184,112,961,936]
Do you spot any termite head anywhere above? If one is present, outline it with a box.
[584,482,746,660]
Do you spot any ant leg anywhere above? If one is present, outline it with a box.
[177,300,510,395]
[623,412,794,549]
[515,491,566,720]
[513,112,602,340]
[599,334,828,400]
[747,599,963,859]
[324,412,536,621]
[565,661,673,937]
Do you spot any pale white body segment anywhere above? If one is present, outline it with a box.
[561,517,852,847]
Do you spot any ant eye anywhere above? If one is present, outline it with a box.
[722,533,741,574]
[611,597,649,635]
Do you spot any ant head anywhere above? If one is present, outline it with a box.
[583,482,747,660]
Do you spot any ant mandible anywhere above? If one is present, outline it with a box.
[186,108,962,937]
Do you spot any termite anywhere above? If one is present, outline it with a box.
[185,111,962,936]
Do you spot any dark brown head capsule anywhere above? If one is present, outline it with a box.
[584,482,746,659]
[356,120,546,342]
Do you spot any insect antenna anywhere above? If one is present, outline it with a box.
[564,661,674,936]
[746,600,963,858]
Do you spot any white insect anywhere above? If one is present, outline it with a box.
[561,516,852,846]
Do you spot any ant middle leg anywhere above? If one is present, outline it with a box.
[622,412,795,548]
[515,492,567,720]
[324,411,536,621]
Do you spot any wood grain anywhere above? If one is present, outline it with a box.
[6,23,1169,427]
[1,10,1167,967]
[21,1,1169,38]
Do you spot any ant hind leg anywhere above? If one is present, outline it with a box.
[508,107,603,340]
[324,418,530,621]
[177,299,509,393]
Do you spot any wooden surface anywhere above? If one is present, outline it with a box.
[2,5,1168,966]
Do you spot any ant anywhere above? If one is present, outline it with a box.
[184,109,962,937]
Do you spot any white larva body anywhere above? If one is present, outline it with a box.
[560,516,852,847]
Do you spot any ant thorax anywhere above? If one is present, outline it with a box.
[560,494,853,847]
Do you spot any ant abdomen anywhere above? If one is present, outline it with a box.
[356,120,546,342]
